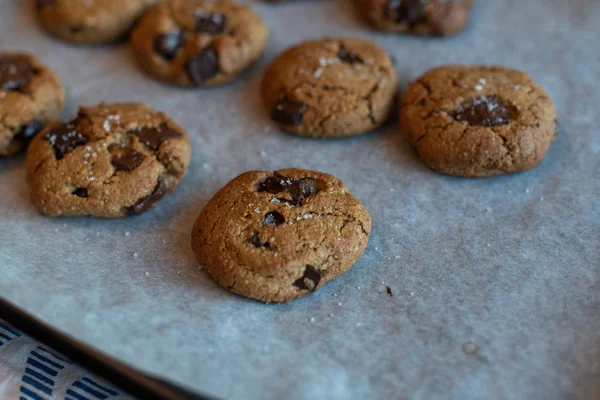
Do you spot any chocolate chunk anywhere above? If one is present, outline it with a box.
[337,45,364,65]
[384,0,427,24]
[108,145,144,172]
[263,211,285,227]
[14,119,44,143]
[259,176,287,194]
[0,55,34,91]
[72,188,88,198]
[128,180,168,215]
[196,12,227,34]
[258,176,318,206]
[186,47,219,84]
[454,95,518,127]
[135,123,182,150]
[36,0,55,8]
[386,286,393,296]
[44,123,87,160]
[293,265,321,291]
[271,97,308,126]
[153,32,185,61]
[250,232,276,251]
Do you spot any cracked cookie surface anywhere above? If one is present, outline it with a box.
[0,52,64,157]
[130,0,269,87]
[400,65,557,177]
[26,103,191,217]
[35,0,158,44]
[191,169,372,303]
[261,38,397,138]
[356,0,474,36]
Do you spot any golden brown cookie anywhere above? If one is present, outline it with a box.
[400,65,557,177]
[0,53,64,157]
[261,38,397,138]
[130,0,269,87]
[356,0,474,37]
[27,103,191,217]
[35,0,158,44]
[191,169,372,303]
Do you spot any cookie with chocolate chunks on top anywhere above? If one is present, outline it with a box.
[0,52,64,157]
[130,0,269,87]
[26,103,191,217]
[356,0,474,37]
[191,169,372,303]
[400,65,557,177]
[35,0,158,44]
[261,38,397,138]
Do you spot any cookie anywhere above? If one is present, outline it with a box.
[26,103,191,217]
[191,169,372,303]
[355,0,474,36]
[35,0,157,44]
[261,38,397,138]
[0,53,64,157]
[400,65,557,177]
[130,0,269,87]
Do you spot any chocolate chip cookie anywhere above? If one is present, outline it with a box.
[130,0,269,87]
[261,38,397,138]
[400,65,557,177]
[26,103,191,217]
[0,53,64,158]
[356,0,474,36]
[191,169,372,303]
[35,0,158,44]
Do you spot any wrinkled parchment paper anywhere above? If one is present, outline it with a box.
[1,1,599,399]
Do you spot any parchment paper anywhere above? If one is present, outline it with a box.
[1,1,599,399]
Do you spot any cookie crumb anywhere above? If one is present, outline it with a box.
[386,286,393,296]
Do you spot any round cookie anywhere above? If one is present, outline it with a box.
[130,0,269,87]
[261,38,397,138]
[191,169,372,303]
[355,0,474,37]
[35,0,158,44]
[0,53,64,157]
[400,65,557,177]
[26,103,191,217]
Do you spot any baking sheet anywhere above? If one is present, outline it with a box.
[1,0,599,399]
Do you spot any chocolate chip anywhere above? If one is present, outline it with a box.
[196,12,227,34]
[337,45,364,65]
[70,25,85,34]
[250,231,276,251]
[263,211,285,227]
[386,286,393,296]
[135,123,182,150]
[384,0,427,24]
[153,32,185,61]
[72,188,88,198]
[44,123,87,160]
[0,55,34,91]
[36,0,54,8]
[454,95,518,127]
[128,180,168,215]
[186,47,219,84]
[271,97,308,126]
[108,145,144,172]
[258,176,318,206]
[14,119,44,143]
[293,265,321,291]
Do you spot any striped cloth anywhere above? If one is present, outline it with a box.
[0,320,131,400]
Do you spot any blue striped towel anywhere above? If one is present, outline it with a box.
[0,319,131,400]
